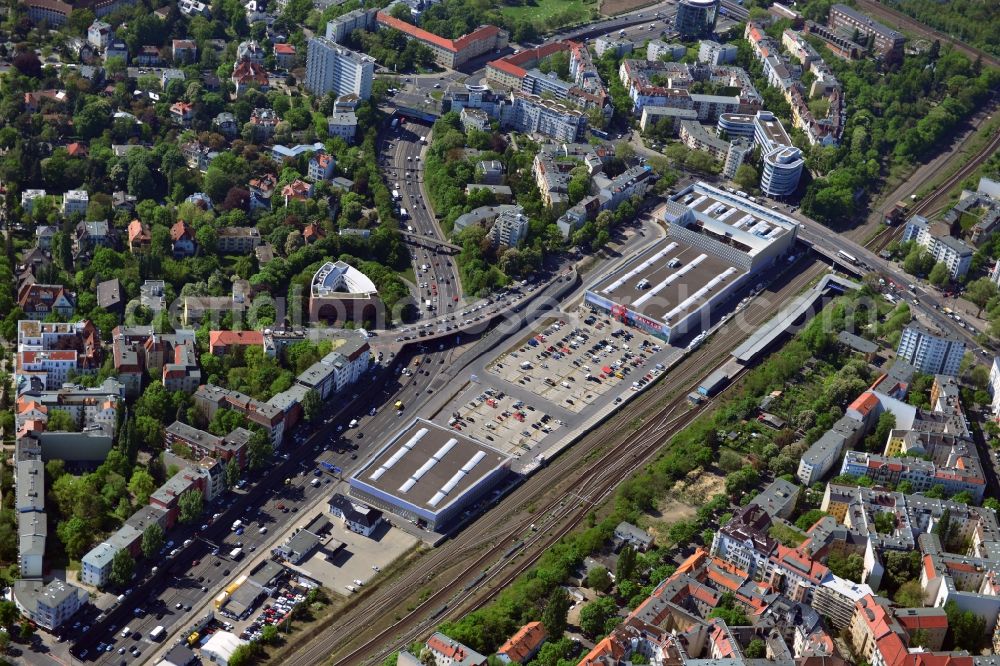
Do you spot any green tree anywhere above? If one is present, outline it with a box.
[261,624,279,644]
[966,277,999,316]
[177,490,204,524]
[541,587,571,639]
[141,522,165,559]
[225,457,241,489]
[578,596,618,639]
[302,389,321,422]
[945,600,986,651]
[0,601,19,629]
[586,566,612,592]
[733,164,759,193]
[47,409,79,431]
[826,551,864,582]
[745,639,766,658]
[56,516,92,560]
[795,509,828,531]
[616,546,637,583]
[928,261,950,287]
[128,469,157,505]
[895,579,925,607]
[109,548,135,588]
[248,429,273,470]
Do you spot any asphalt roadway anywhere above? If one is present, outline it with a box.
[62,346,460,665]
[380,119,462,312]
[792,216,989,356]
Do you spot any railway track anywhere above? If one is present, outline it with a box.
[277,260,827,666]
[867,128,1000,254]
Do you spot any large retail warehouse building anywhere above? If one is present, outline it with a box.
[585,182,799,343]
[349,419,512,531]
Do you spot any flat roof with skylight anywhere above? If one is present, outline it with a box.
[587,238,747,339]
[348,419,512,530]
[664,182,799,268]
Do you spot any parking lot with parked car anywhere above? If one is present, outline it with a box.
[487,311,665,413]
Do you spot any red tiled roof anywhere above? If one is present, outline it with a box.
[376,12,500,54]
[923,554,937,580]
[896,611,948,631]
[128,219,150,244]
[282,180,311,199]
[171,101,194,115]
[170,220,194,241]
[209,330,264,350]
[497,622,546,664]
[274,43,295,54]
[849,391,880,416]
[66,142,87,157]
[232,60,269,85]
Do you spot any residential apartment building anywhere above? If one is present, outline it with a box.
[12,579,87,631]
[326,111,358,143]
[618,60,761,118]
[217,227,261,254]
[501,92,587,142]
[305,38,374,100]
[828,3,905,63]
[87,20,112,49]
[487,206,529,247]
[62,189,89,216]
[902,215,974,280]
[797,414,865,485]
[895,323,965,376]
[647,40,687,62]
[165,421,250,469]
[375,13,507,69]
[698,40,736,65]
[325,6,378,43]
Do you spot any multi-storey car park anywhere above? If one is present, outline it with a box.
[348,419,513,532]
[585,182,799,343]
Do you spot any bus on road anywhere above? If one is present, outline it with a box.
[837,250,857,265]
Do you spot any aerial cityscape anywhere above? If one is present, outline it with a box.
[0,0,997,663]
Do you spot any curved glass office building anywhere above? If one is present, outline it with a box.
[675,0,719,38]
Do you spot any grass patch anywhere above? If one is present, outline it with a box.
[500,0,587,23]
[400,265,416,286]
[768,522,807,547]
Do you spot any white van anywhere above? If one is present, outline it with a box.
[311,478,321,488]
[349,419,359,428]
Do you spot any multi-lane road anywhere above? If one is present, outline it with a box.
[380,119,462,314]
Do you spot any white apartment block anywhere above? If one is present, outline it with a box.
[62,190,89,217]
[21,189,46,212]
[896,323,965,376]
[698,40,736,65]
[325,7,378,43]
[327,111,358,142]
[488,207,529,247]
[305,37,374,100]
[502,92,586,142]
[902,215,973,280]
